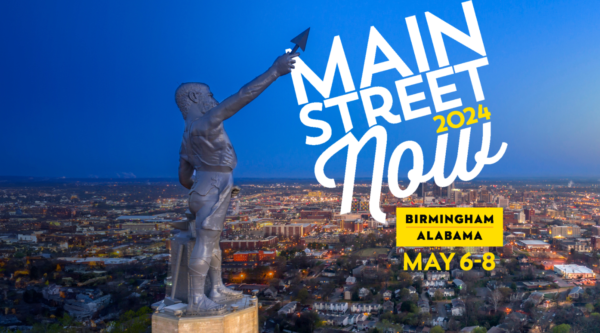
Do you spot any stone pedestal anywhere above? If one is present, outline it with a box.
[152,296,258,333]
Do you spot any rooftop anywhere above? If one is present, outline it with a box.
[518,240,549,245]
[554,264,594,274]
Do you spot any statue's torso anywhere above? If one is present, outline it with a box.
[180,117,237,171]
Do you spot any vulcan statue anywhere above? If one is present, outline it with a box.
[176,51,299,315]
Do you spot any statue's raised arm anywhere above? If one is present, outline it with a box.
[205,52,299,125]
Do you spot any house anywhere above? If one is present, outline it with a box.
[346,276,356,285]
[431,317,446,328]
[487,280,504,290]
[417,299,430,313]
[346,315,355,325]
[352,265,365,276]
[395,289,402,298]
[358,320,377,331]
[322,267,337,277]
[383,290,392,300]
[350,303,381,313]
[334,316,348,326]
[321,315,336,326]
[423,280,447,288]
[383,301,394,313]
[358,288,370,299]
[427,288,455,298]
[526,291,544,306]
[410,272,424,280]
[427,271,450,280]
[461,326,483,332]
[355,313,368,322]
[517,255,528,264]
[451,269,464,278]
[344,290,352,300]
[313,302,348,313]
[263,286,278,298]
[278,301,298,315]
[64,293,111,320]
[408,286,417,294]
[568,287,584,300]
[403,325,418,333]
[453,279,466,291]
[451,299,465,316]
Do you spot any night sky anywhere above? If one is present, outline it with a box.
[1,0,599,179]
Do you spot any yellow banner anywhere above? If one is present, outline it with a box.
[396,207,503,247]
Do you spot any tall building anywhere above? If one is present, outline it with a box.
[524,208,535,221]
[515,210,526,223]
[468,190,477,203]
[479,190,491,203]
[592,236,600,250]
[450,189,462,203]
[441,182,455,198]
[360,200,369,211]
[351,198,361,212]
[498,196,509,208]
[416,183,427,198]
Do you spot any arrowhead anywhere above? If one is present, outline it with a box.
[291,28,310,52]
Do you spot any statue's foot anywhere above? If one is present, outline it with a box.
[187,295,226,316]
[210,285,244,303]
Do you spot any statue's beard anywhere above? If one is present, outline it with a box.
[201,99,218,114]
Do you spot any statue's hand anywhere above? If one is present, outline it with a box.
[273,52,299,76]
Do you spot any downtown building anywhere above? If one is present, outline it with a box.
[299,210,333,220]
[550,225,581,238]
[263,223,315,238]
[340,219,363,233]
[220,235,278,251]
[232,250,276,262]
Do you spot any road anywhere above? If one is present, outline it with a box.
[435,302,448,318]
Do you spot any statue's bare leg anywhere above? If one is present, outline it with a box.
[187,191,226,315]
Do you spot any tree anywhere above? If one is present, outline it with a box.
[551,324,571,333]
[295,311,322,333]
[473,328,487,333]
[397,272,412,288]
[406,249,417,261]
[489,289,503,313]
[447,318,460,331]
[498,287,513,299]
[585,303,595,313]
[400,301,419,313]
[434,289,444,301]
[297,288,310,303]
[431,326,445,333]
[399,288,410,300]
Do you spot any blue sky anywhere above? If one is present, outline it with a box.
[1,0,599,179]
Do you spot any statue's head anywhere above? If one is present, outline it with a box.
[175,83,219,120]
